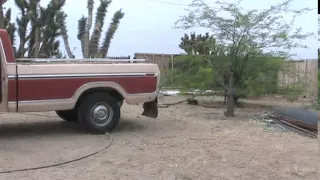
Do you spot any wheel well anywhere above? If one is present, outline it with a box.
[75,87,124,109]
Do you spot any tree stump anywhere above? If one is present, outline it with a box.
[187,99,198,105]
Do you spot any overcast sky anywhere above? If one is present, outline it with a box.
[5,0,318,59]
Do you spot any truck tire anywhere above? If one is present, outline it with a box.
[56,109,78,122]
[78,92,121,134]
[118,100,123,108]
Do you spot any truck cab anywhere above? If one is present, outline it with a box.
[0,29,160,134]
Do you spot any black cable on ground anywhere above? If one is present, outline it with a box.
[158,95,197,108]
[0,134,113,174]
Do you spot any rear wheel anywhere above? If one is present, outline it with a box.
[56,109,78,122]
[118,100,123,108]
[78,92,121,134]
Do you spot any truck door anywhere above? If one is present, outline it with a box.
[0,55,2,103]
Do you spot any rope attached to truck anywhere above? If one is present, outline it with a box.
[0,133,113,174]
[157,95,197,108]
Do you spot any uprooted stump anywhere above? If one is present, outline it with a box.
[187,99,198,105]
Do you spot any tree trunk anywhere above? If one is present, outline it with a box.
[225,71,235,117]
[223,90,227,105]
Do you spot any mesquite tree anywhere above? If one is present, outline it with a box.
[175,0,313,116]
[78,0,124,58]
[170,32,288,108]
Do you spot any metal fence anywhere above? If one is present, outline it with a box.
[106,56,131,59]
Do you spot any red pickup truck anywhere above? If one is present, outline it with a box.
[0,29,160,134]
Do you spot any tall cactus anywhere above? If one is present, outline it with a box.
[78,0,124,58]
[179,32,223,55]
[0,0,7,29]
[2,0,67,58]
[56,10,75,58]
[27,0,66,57]
[4,0,123,58]
[27,0,42,57]
[99,9,124,58]
[3,8,17,55]
[14,0,30,57]
[90,0,111,57]
[82,0,94,58]
[77,16,88,57]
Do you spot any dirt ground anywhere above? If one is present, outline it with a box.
[0,96,319,180]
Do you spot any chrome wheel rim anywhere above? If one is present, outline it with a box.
[90,103,113,126]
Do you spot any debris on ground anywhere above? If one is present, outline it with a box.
[250,113,288,132]
[272,107,318,132]
[250,110,318,138]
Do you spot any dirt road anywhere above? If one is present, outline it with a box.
[0,97,319,180]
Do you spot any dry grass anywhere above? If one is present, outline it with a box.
[0,96,318,180]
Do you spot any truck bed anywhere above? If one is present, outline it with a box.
[15,58,147,64]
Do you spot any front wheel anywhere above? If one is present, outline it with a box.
[78,92,121,134]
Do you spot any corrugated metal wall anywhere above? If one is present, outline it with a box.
[278,59,318,98]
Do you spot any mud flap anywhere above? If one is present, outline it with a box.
[142,98,158,118]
